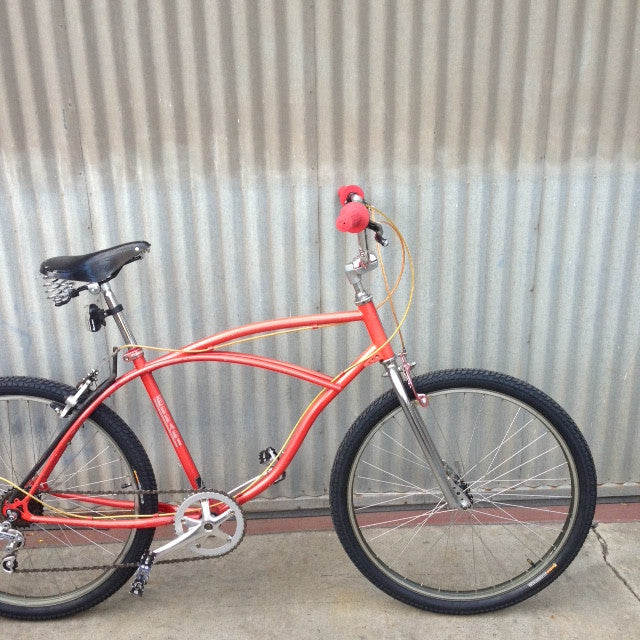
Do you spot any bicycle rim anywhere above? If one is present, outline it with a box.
[345,385,583,604]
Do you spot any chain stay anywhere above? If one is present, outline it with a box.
[10,487,224,574]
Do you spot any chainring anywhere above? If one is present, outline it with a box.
[173,491,245,558]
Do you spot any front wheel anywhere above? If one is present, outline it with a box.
[330,369,597,614]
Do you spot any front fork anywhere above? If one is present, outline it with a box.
[383,357,471,511]
[344,241,471,512]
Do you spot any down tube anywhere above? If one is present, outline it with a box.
[235,352,371,505]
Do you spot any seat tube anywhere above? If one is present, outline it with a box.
[101,282,203,490]
[133,362,203,490]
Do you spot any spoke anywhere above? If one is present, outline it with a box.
[485,499,572,519]
[53,458,126,488]
[461,503,567,532]
[31,524,117,558]
[361,502,452,534]
[470,452,566,494]
[51,442,115,488]
[463,416,534,480]
[49,428,103,482]
[379,428,431,467]
[359,459,430,494]
[33,522,128,546]
[355,473,438,495]
[474,477,570,485]
[418,520,459,581]
[48,474,131,493]
[354,490,442,512]
[471,521,478,591]
[61,525,121,558]
[478,491,571,500]
[463,394,486,472]
[0,401,15,479]
[486,407,524,474]
[478,460,569,499]
[0,449,11,476]
[370,441,430,471]
[465,511,513,581]
[476,431,551,483]
[467,512,539,576]
[389,512,433,567]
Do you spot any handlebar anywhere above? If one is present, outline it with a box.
[336,201,370,233]
[337,185,365,206]
[335,185,389,246]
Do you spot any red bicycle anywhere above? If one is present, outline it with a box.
[0,186,596,619]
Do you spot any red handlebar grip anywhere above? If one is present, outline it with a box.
[337,184,365,205]
[336,201,370,233]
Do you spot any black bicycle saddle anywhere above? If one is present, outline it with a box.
[40,241,150,283]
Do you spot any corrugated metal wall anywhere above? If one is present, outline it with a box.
[1,0,639,509]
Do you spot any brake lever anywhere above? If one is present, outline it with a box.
[367,221,389,247]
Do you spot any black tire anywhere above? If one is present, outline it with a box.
[0,376,158,620]
[330,369,596,614]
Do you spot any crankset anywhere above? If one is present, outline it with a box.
[130,491,245,596]
[172,491,245,557]
[148,490,245,559]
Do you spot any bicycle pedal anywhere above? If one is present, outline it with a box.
[130,551,155,597]
[258,447,286,484]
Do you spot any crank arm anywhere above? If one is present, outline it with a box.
[152,503,232,557]
[152,518,212,557]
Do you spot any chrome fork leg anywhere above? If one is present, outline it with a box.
[383,360,470,510]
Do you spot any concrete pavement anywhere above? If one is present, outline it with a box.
[1,516,639,639]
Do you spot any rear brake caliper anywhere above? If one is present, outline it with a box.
[53,369,99,419]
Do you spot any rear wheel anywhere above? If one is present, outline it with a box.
[330,369,596,613]
[0,377,157,620]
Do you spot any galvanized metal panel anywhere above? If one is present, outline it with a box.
[1,0,639,508]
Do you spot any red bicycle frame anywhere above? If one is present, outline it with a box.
[11,300,395,530]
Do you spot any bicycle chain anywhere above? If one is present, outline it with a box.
[13,487,232,574]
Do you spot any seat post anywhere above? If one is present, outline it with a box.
[100,282,138,345]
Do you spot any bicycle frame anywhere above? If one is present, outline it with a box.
[10,301,395,530]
